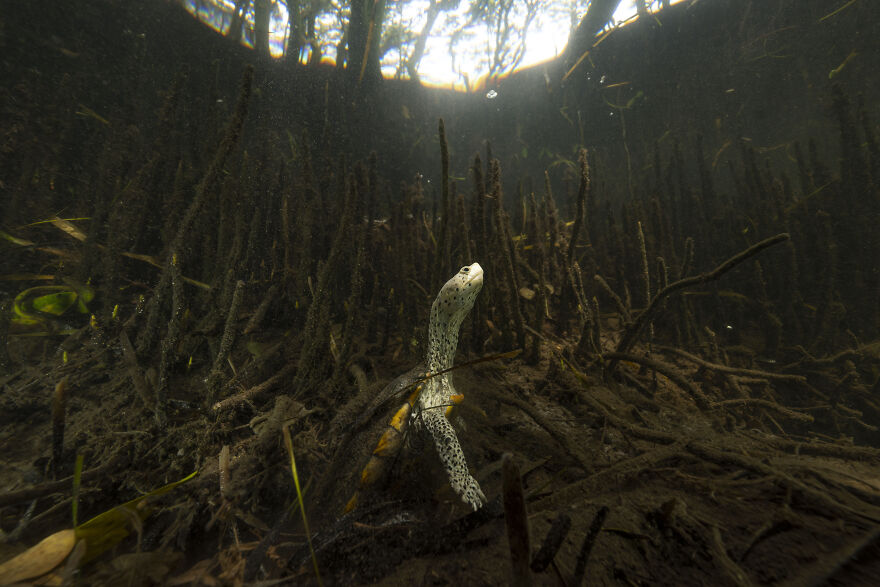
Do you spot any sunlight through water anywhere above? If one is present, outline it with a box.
[183,0,685,91]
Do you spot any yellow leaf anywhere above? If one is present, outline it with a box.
[74,471,197,564]
[32,291,78,316]
[0,528,76,583]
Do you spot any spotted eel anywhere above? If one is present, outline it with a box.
[413,262,487,510]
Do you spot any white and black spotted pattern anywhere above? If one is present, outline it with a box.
[413,263,486,510]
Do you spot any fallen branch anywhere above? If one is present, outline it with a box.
[0,450,129,508]
[481,386,594,472]
[605,351,711,411]
[532,443,684,513]
[212,363,296,413]
[710,526,752,587]
[611,233,790,368]
[657,345,807,383]
[559,354,678,445]
[572,505,609,585]
[747,433,880,462]
[686,441,880,524]
[713,398,814,423]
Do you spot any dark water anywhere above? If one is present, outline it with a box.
[1,0,879,584]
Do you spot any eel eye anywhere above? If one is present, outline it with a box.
[461,266,469,273]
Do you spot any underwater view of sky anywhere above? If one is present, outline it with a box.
[185,0,685,90]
